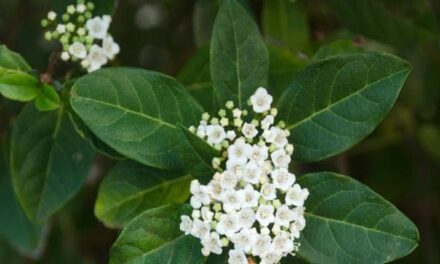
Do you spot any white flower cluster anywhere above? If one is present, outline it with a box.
[180,88,309,264]
[41,0,119,72]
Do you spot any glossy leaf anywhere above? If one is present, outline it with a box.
[110,204,205,264]
[177,45,215,112]
[178,124,220,184]
[210,0,269,108]
[70,67,203,170]
[328,0,438,46]
[10,104,94,222]
[95,161,191,228]
[0,45,30,71]
[297,172,419,263]
[34,84,60,111]
[278,53,411,162]
[0,136,43,254]
[0,69,39,102]
[263,0,309,51]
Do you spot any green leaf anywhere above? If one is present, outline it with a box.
[0,136,43,254]
[0,45,31,71]
[278,53,411,162]
[177,45,215,113]
[263,0,310,51]
[70,67,203,170]
[268,45,307,100]
[328,0,439,46]
[110,204,205,264]
[0,69,40,102]
[10,104,95,222]
[178,124,220,184]
[210,0,269,108]
[95,161,191,228]
[297,172,419,263]
[313,40,364,61]
[34,84,60,111]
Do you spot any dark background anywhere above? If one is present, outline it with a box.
[0,0,439,263]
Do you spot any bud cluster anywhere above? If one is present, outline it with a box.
[180,88,309,264]
[41,0,119,72]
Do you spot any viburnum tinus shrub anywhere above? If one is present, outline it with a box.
[0,0,419,263]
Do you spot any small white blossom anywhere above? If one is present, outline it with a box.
[271,149,291,168]
[272,168,295,191]
[102,35,120,59]
[241,184,260,208]
[231,228,257,253]
[228,139,251,164]
[242,123,258,139]
[190,180,211,208]
[286,184,309,207]
[226,131,236,141]
[261,115,274,130]
[220,171,239,189]
[252,234,272,256]
[206,125,226,145]
[201,232,223,256]
[222,189,244,213]
[275,205,295,227]
[201,207,214,222]
[250,87,273,113]
[261,184,276,201]
[47,11,57,21]
[61,51,70,61]
[86,16,110,39]
[256,204,275,226]
[56,24,66,33]
[228,249,247,264]
[191,219,211,240]
[68,41,87,59]
[249,145,268,165]
[216,213,240,237]
[76,3,87,13]
[180,215,192,235]
[237,208,256,229]
[86,44,108,72]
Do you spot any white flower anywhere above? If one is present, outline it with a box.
[226,160,244,176]
[68,42,87,59]
[76,3,86,13]
[228,249,247,264]
[216,213,240,237]
[103,35,120,59]
[242,161,262,184]
[232,109,242,118]
[56,24,66,33]
[261,184,276,201]
[250,87,273,113]
[228,139,251,164]
[252,234,272,256]
[207,180,223,200]
[231,228,257,253]
[272,168,295,191]
[237,208,256,229]
[47,11,57,21]
[273,231,294,254]
[201,207,214,222]
[226,131,236,141]
[269,127,288,148]
[180,215,192,235]
[260,251,282,264]
[60,51,70,61]
[190,180,211,208]
[206,125,226,145]
[220,171,239,189]
[290,216,306,239]
[86,16,110,39]
[249,145,268,165]
[271,149,291,168]
[191,219,210,240]
[256,204,275,226]
[197,121,207,138]
[201,232,223,256]
[261,115,274,130]
[242,123,258,139]
[80,59,90,69]
[274,205,295,227]
[241,184,260,208]
[222,189,244,213]
[286,184,309,207]
[86,44,108,72]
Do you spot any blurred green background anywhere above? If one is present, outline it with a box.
[0,0,439,263]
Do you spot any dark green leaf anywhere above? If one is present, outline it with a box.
[178,124,220,184]
[10,104,94,222]
[263,0,310,51]
[70,67,203,170]
[0,136,43,254]
[313,40,364,61]
[0,69,39,102]
[34,84,60,111]
[210,0,269,108]
[297,172,419,263]
[328,0,439,46]
[0,45,31,71]
[278,53,411,162]
[110,204,205,264]
[95,161,191,228]
[177,45,215,113]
